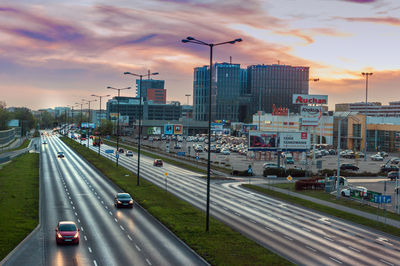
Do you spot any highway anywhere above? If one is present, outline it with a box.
[88,136,400,266]
[4,134,207,266]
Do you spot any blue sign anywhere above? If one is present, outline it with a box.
[164,125,173,135]
[177,152,186,156]
[116,154,119,158]
[374,195,392,204]
[195,156,199,160]
[105,149,114,154]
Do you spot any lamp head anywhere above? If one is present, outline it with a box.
[186,36,195,40]
[234,38,242,42]
[181,39,189,43]
[123,72,131,75]
[151,72,159,76]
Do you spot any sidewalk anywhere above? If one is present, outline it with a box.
[257,183,400,229]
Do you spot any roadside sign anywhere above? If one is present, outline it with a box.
[164,172,168,176]
[177,152,186,156]
[374,195,392,204]
[105,149,113,154]
[287,175,293,181]
[195,156,199,160]
[116,154,119,159]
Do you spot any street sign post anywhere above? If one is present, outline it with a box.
[374,195,392,204]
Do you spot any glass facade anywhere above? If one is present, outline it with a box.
[366,130,400,152]
[193,66,210,121]
[247,64,309,114]
[135,79,165,100]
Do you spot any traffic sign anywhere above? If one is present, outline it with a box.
[287,175,293,181]
[374,195,392,204]
[105,149,113,154]
[164,172,168,176]
[195,156,199,160]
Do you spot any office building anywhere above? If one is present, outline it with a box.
[147,88,166,104]
[135,79,165,101]
[335,101,400,117]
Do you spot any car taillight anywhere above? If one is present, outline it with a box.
[57,232,62,238]
[73,232,79,238]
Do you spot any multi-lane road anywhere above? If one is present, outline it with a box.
[4,133,400,265]
[3,134,207,266]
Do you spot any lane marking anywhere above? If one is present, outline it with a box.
[88,247,92,253]
[249,219,257,224]
[284,236,293,241]
[109,211,113,216]
[120,225,125,231]
[135,245,141,251]
[146,258,152,265]
[93,260,97,266]
[101,201,104,204]
[74,212,78,216]
[77,219,80,223]
[348,246,360,253]
[105,206,108,209]
[302,227,311,232]
[69,196,71,200]
[265,226,273,232]
[234,212,241,217]
[306,246,316,252]
[81,227,84,231]
[70,201,74,205]
[84,235,87,241]
[114,218,118,222]
[73,206,75,210]
[127,235,132,241]
[329,257,342,264]
[324,236,334,242]
[380,259,394,266]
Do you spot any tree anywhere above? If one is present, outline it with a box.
[0,103,9,130]
[11,107,35,135]
[98,119,114,136]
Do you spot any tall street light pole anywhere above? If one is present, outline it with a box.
[83,99,97,148]
[107,86,131,166]
[92,94,110,156]
[182,36,242,232]
[124,71,159,186]
[362,72,373,161]
[76,101,85,145]
[309,78,319,164]
[185,94,191,105]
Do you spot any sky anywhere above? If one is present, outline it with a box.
[0,0,399,111]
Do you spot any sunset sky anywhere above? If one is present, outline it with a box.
[1,0,399,111]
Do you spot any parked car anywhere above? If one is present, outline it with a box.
[371,154,384,161]
[126,150,133,156]
[341,186,368,198]
[285,157,294,164]
[389,157,400,165]
[355,152,364,158]
[380,164,399,172]
[57,151,65,158]
[263,163,285,169]
[55,221,79,245]
[388,171,400,181]
[118,148,124,153]
[221,149,230,155]
[114,193,133,208]
[340,163,359,171]
[153,159,163,167]
[328,149,336,155]
[378,151,389,157]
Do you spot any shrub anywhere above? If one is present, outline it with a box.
[295,177,325,191]
[232,169,253,176]
[263,168,286,177]
[286,168,306,177]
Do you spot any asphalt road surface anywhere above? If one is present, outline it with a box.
[86,135,400,266]
[4,134,207,266]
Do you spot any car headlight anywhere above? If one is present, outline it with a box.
[129,200,133,204]
[57,232,62,238]
[73,232,79,238]
[117,200,122,204]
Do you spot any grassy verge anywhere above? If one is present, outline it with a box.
[0,153,39,260]
[62,137,291,265]
[243,184,400,238]
[8,139,31,152]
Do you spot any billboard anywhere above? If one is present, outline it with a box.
[279,132,310,150]
[119,115,129,126]
[147,127,161,135]
[249,131,278,151]
[300,106,321,126]
[211,123,223,132]
[293,94,328,105]
[242,124,258,133]
[173,124,183,135]
[7,119,19,127]
[81,122,96,129]
[164,125,173,135]
[110,113,118,120]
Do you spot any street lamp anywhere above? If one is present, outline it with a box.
[309,78,320,164]
[185,94,191,105]
[83,99,97,148]
[182,36,242,232]
[124,71,159,186]
[76,101,85,145]
[362,72,373,161]
[107,86,131,166]
[92,94,111,156]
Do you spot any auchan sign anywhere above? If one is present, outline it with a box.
[293,94,328,105]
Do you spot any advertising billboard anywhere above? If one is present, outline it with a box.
[7,119,19,127]
[300,106,321,127]
[248,131,278,151]
[293,94,328,105]
[279,132,310,150]
[173,124,183,135]
[242,124,258,133]
[164,124,173,135]
[119,115,129,126]
[81,123,96,129]
[110,113,118,120]
[147,127,161,135]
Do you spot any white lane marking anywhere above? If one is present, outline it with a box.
[70,201,73,205]
[97,196,100,199]
[74,212,78,216]
[101,201,104,204]
[94,192,97,195]
[135,245,141,251]
[324,236,334,242]
[81,227,84,231]
[73,206,75,210]
[265,226,273,232]
[84,235,87,241]
[284,236,293,241]
[329,257,342,264]
[146,258,152,265]
[223,207,228,211]
[380,259,394,266]
[302,227,311,232]
[88,247,92,253]
[348,246,360,253]
[234,212,241,217]
[114,218,118,222]
[127,235,132,241]
[77,219,80,223]
[120,225,125,231]
[93,260,97,266]
[105,206,108,209]
[67,192,69,195]
[249,219,257,224]
[306,246,316,252]
[109,211,113,216]
[69,196,71,200]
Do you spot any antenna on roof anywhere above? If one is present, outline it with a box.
[147,70,150,79]
[230,56,232,64]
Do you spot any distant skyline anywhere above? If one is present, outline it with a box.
[1,0,399,111]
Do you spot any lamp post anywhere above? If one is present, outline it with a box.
[309,78,319,164]
[124,71,159,186]
[83,99,97,148]
[362,72,373,161]
[107,86,131,166]
[92,94,110,156]
[185,94,191,105]
[76,101,84,145]
[182,36,242,232]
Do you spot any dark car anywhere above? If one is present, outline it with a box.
[114,193,133,208]
[380,164,399,173]
[153,159,163,167]
[118,148,124,153]
[57,152,65,158]
[388,171,399,181]
[55,221,79,245]
[340,163,359,171]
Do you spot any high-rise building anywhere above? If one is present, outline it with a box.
[247,64,309,114]
[193,66,210,121]
[135,79,165,101]
[147,88,166,104]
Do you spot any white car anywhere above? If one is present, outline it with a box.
[221,149,230,155]
[341,186,368,197]
[370,154,384,161]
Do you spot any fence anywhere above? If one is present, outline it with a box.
[0,128,16,145]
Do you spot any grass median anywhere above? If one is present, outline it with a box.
[62,137,292,265]
[0,153,39,260]
[243,183,400,238]
[8,139,31,152]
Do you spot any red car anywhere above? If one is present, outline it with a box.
[55,221,79,245]
[153,159,163,167]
